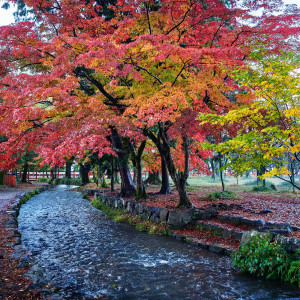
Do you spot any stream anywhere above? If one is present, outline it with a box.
[18,185,300,299]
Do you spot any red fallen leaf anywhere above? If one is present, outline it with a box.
[45,285,53,289]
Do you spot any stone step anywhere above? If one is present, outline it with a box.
[194,220,247,240]
[170,232,238,255]
[217,214,265,229]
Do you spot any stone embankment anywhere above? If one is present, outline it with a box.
[5,185,50,257]
[87,189,300,255]
[1,185,51,298]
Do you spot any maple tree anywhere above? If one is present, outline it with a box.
[199,51,300,190]
[0,0,299,206]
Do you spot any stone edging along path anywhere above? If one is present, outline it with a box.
[6,185,50,247]
[87,189,300,256]
[4,185,51,297]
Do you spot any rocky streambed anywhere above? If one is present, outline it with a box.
[18,185,300,299]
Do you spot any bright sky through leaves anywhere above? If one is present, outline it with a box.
[0,0,299,26]
[0,0,14,25]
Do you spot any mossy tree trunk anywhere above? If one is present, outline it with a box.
[159,156,171,194]
[257,166,266,186]
[21,162,29,183]
[144,125,192,208]
[210,158,216,181]
[144,171,161,185]
[80,163,91,186]
[110,156,115,192]
[135,140,147,201]
[49,167,57,184]
[218,152,225,192]
[65,161,72,179]
[110,127,136,197]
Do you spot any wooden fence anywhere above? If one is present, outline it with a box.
[16,171,87,181]
[15,170,208,181]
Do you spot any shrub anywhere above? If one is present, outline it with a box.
[242,180,259,186]
[36,178,50,183]
[135,221,151,232]
[113,214,131,223]
[90,198,103,210]
[29,190,36,196]
[252,185,273,192]
[207,190,237,201]
[53,177,82,185]
[287,260,300,286]
[186,237,193,243]
[232,233,300,286]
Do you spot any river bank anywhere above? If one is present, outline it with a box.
[1,183,300,298]
[16,185,300,298]
[84,184,300,256]
[0,183,47,299]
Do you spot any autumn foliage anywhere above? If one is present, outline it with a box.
[0,0,299,205]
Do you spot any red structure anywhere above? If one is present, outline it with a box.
[4,175,15,186]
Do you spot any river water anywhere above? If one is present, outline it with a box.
[18,185,300,299]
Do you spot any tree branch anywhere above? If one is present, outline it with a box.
[130,59,163,84]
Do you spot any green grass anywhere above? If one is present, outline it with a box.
[53,177,82,185]
[195,224,222,237]
[207,190,238,201]
[251,185,273,192]
[91,197,170,236]
[36,178,50,183]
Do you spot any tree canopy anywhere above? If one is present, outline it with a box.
[0,0,299,205]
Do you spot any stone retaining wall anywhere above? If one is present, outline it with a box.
[6,185,50,247]
[92,190,300,255]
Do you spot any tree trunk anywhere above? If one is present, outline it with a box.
[80,163,90,186]
[219,153,225,192]
[110,127,136,197]
[175,177,190,207]
[0,172,4,185]
[133,166,137,184]
[115,170,120,184]
[144,126,192,207]
[257,166,265,186]
[65,161,72,179]
[110,156,115,192]
[290,160,295,193]
[210,159,216,181]
[144,171,161,185]
[21,162,28,183]
[161,134,191,208]
[49,167,57,183]
[135,141,147,201]
[159,156,171,194]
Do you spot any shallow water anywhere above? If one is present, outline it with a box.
[18,185,300,299]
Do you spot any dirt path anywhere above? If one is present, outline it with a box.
[0,184,43,299]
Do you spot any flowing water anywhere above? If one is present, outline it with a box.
[18,185,300,299]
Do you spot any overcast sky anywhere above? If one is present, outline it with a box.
[0,0,299,26]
